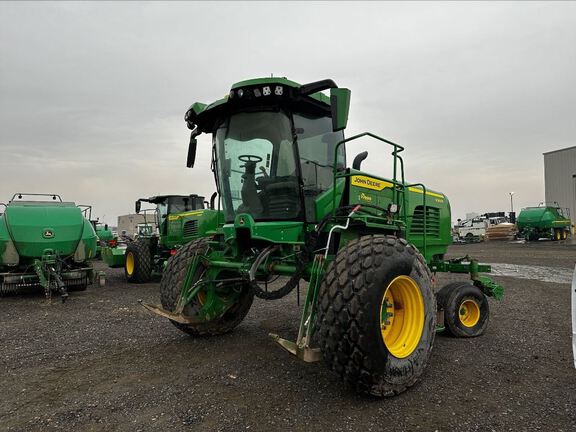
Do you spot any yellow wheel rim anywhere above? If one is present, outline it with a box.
[126,252,134,275]
[380,275,425,359]
[459,300,480,327]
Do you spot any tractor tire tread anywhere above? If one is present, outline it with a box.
[125,240,153,283]
[160,238,253,337]
[316,234,435,397]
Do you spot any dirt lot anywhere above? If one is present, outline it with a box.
[1,241,575,431]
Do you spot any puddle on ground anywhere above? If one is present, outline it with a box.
[488,263,573,284]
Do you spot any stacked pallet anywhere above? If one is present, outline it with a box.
[485,223,517,241]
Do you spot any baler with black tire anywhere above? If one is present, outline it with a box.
[0,193,97,301]
[144,77,504,397]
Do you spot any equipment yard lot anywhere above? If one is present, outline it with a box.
[1,242,574,431]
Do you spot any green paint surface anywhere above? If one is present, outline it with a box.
[1,201,97,260]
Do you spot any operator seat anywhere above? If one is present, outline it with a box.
[259,178,300,218]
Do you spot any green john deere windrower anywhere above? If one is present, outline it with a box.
[144,78,504,397]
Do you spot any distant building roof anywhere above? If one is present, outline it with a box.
[543,145,576,156]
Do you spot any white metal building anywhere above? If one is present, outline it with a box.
[543,146,576,224]
[117,213,158,238]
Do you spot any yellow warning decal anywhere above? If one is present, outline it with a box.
[168,210,205,221]
[351,175,393,191]
[408,187,444,200]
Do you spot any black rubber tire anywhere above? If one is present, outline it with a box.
[160,238,254,336]
[68,282,88,292]
[437,281,489,338]
[124,240,153,283]
[65,272,90,292]
[316,235,436,397]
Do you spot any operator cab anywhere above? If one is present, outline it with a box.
[186,78,351,224]
[135,194,205,236]
[215,111,344,223]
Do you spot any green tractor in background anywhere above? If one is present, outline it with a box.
[0,193,97,301]
[517,202,571,241]
[124,194,221,283]
[144,77,504,397]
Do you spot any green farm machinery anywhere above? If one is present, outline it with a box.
[0,193,97,301]
[144,78,504,396]
[123,194,221,283]
[517,202,571,241]
[94,222,113,258]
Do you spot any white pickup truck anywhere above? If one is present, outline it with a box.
[457,216,509,240]
[457,218,488,239]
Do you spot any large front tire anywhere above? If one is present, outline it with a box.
[124,240,153,283]
[316,235,436,397]
[160,238,254,336]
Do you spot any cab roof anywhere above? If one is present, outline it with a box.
[140,194,203,204]
[185,77,335,133]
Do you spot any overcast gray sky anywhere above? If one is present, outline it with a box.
[1,1,575,224]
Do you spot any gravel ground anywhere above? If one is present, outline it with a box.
[1,241,575,431]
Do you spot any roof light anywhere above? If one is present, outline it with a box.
[253,88,261,97]
[263,86,271,96]
[229,90,234,99]
[275,86,283,96]
[237,89,244,98]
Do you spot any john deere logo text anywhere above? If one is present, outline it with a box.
[351,175,392,191]
[43,230,54,239]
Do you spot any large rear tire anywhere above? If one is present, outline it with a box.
[160,238,254,336]
[316,235,436,397]
[437,281,489,337]
[124,240,153,283]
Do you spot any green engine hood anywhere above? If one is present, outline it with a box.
[2,202,96,259]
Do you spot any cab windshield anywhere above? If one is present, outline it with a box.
[215,111,299,222]
[215,111,345,223]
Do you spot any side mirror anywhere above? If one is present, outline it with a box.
[135,201,141,214]
[187,135,197,168]
[330,87,351,132]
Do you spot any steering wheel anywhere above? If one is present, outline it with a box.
[238,154,263,163]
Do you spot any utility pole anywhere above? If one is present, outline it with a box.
[509,192,515,213]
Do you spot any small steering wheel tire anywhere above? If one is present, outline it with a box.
[437,282,489,338]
